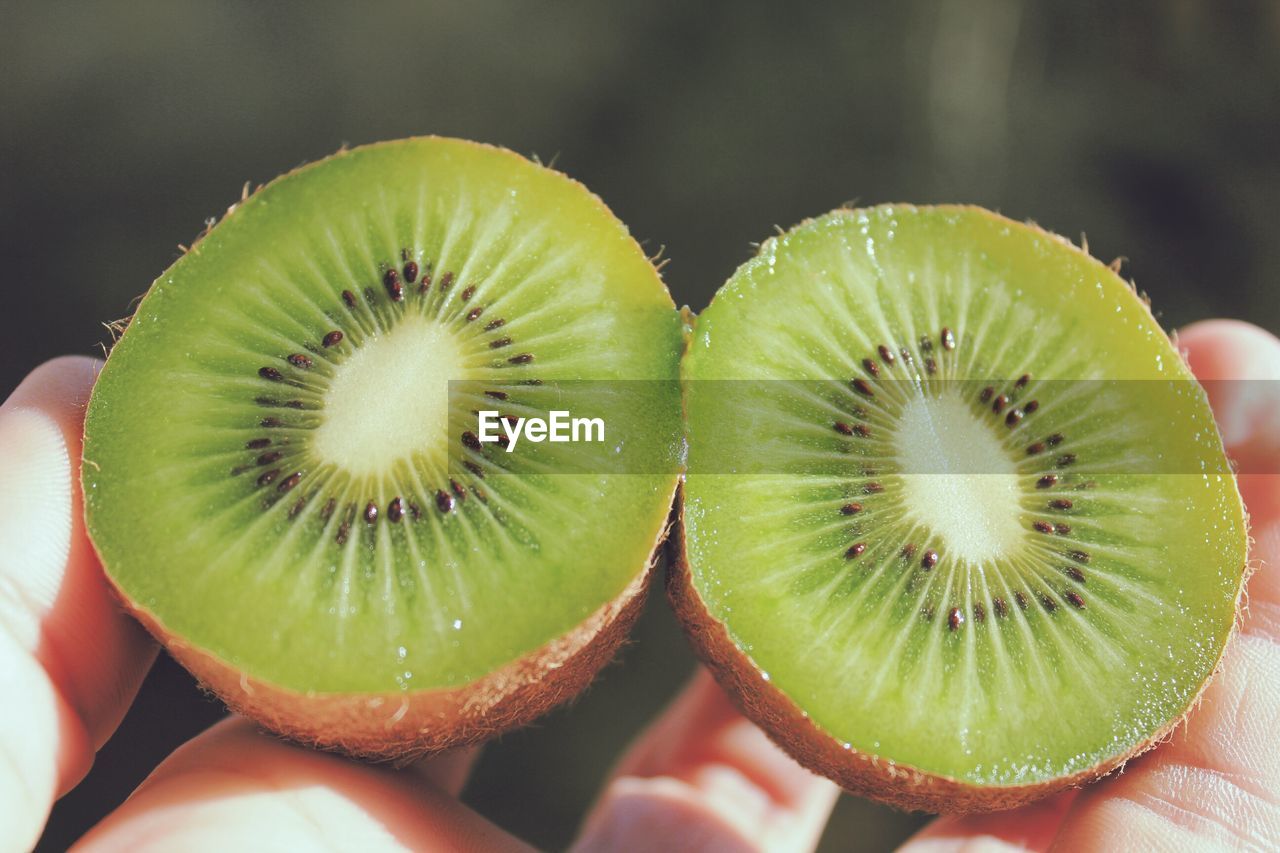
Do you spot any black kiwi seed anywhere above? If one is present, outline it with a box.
[992,394,1009,414]
[1065,566,1086,583]
[1024,400,1040,413]
[257,451,283,465]
[287,353,313,369]
[1033,520,1054,534]
[925,357,937,374]
[941,327,956,350]
[436,489,455,513]
[1041,594,1057,612]
[1016,373,1030,388]
[342,289,357,309]
[1015,590,1029,610]
[852,378,875,397]
[322,330,343,347]
[1046,433,1065,446]
[902,543,917,559]
[461,431,481,449]
[259,367,283,381]
[1055,523,1072,536]
[460,284,476,302]
[919,335,933,351]
[899,347,913,366]
[948,607,964,631]
[921,549,939,569]
[485,318,506,331]
[1037,474,1059,489]
[407,500,422,520]
[439,271,454,292]
[388,497,404,523]
[288,497,307,519]
[490,337,513,348]
[1069,550,1091,564]
[336,520,350,545]
[1057,453,1077,467]
[320,498,336,520]
[257,469,280,486]
[834,421,855,436]
[246,438,271,449]
[277,472,301,493]
[864,482,884,494]
[973,602,986,622]
[993,597,1009,617]
[485,390,509,400]
[862,357,879,377]
[1006,408,1024,427]
[1050,498,1073,510]
[451,479,467,501]
[466,306,484,322]
[1066,590,1086,609]
[364,502,378,524]
[846,542,867,558]
[878,344,895,365]
[403,260,419,284]
[980,386,994,403]
[383,268,403,301]
[1027,441,1047,455]
[841,502,863,515]
[508,353,534,365]
[853,424,871,437]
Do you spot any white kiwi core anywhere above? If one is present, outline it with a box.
[312,315,465,476]
[893,391,1023,564]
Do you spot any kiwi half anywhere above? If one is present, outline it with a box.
[672,205,1247,812]
[83,137,683,759]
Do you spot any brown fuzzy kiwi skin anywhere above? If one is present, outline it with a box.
[106,553,655,762]
[670,491,1243,814]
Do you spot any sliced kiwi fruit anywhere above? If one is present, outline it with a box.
[83,137,683,759]
[672,204,1247,812]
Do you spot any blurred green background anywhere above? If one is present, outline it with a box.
[6,0,1277,849]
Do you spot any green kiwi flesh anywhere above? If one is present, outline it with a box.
[674,205,1247,811]
[83,137,682,755]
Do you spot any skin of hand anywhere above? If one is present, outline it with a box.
[0,319,1275,852]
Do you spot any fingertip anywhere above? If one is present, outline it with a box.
[4,355,104,417]
[80,717,530,852]
[1178,319,1280,383]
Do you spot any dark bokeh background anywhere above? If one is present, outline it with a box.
[6,1,1278,850]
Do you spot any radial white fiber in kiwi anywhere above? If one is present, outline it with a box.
[83,137,683,758]
[672,204,1247,812]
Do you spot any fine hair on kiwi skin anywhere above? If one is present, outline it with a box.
[670,204,1249,813]
[82,136,684,761]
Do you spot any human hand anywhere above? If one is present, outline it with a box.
[3,319,1277,851]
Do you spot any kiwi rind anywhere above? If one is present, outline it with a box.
[111,547,657,762]
[669,204,1248,812]
[84,136,682,757]
[669,492,1244,812]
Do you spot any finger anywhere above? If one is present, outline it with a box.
[902,321,1280,851]
[75,717,529,852]
[404,745,481,798]
[896,790,1077,852]
[0,357,157,852]
[574,668,839,853]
